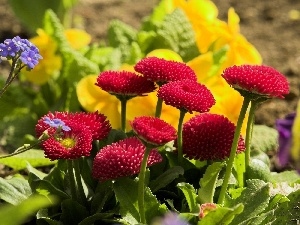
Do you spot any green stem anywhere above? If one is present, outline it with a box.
[245,101,258,169]
[155,98,163,118]
[177,110,186,164]
[67,160,77,201]
[137,147,151,224]
[0,62,24,99]
[217,98,250,205]
[120,99,127,132]
[73,159,87,206]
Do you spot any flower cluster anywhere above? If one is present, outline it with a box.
[36,111,111,160]
[92,137,162,182]
[0,36,42,69]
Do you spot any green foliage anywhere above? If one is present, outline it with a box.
[251,125,279,153]
[0,149,56,171]
[198,162,225,204]
[0,194,57,225]
[177,182,199,213]
[8,0,79,33]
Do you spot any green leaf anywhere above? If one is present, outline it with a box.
[149,166,184,192]
[177,182,199,213]
[0,176,32,205]
[227,179,270,224]
[198,204,244,225]
[0,195,57,225]
[198,162,225,204]
[7,0,61,33]
[91,181,114,214]
[233,152,246,187]
[60,199,89,225]
[251,125,278,153]
[78,213,115,225]
[270,170,300,183]
[0,149,56,171]
[43,9,99,84]
[113,178,140,224]
[260,189,300,224]
[153,8,200,61]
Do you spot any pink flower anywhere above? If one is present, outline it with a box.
[182,113,245,161]
[95,70,156,97]
[36,111,111,141]
[221,65,289,99]
[134,57,197,84]
[41,122,93,160]
[157,80,215,113]
[92,137,163,182]
[131,116,177,146]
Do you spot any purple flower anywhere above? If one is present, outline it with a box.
[43,117,71,132]
[152,212,190,225]
[0,36,42,69]
[275,113,296,166]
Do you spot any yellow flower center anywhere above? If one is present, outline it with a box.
[60,138,76,149]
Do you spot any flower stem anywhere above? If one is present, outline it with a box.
[217,98,250,205]
[73,159,87,207]
[138,147,151,224]
[177,110,186,164]
[155,97,163,118]
[67,160,77,201]
[120,99,127,132]
[245,101,258,169]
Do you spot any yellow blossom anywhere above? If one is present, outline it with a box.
[22,29,91,85]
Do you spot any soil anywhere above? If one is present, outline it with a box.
[0,0,299,127]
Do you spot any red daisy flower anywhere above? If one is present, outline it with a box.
[182,113,245,161]
[92,137,163,182]
[134,57,197,84]
[36,111,111,141]
[221,65,289,99]
[41,122,93,160]
[95,70,156,97]
[130,116,177,146]
[157,80,215,113]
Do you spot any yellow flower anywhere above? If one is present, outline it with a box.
[22,29,62,85]
[65,29,92,50]
[22,29,91,85]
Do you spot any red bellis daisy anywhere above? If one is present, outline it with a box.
[182,113,245,161]
[92,137,163,182]
[157,80,215,113]
[95,70,156,97]
[222,65,289,99]
[131,116,177,146]
[36,111,111,141]
[134,57,197,84]
[41,122,93,160]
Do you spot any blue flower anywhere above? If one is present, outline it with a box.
[276,113,296,166]
[0,36,42,69]
[43,117,71,132]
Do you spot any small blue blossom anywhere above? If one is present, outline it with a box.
[43,117,71,132]
[0,36,42,69]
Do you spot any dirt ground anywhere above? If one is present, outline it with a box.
[0,0,300,127]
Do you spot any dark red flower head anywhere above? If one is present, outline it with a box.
[134,57,197,85]
[92,137,163,182]
[182,113,245,161]
[221,65,289,99]
[130,116,177,146]
[157,80,215,113]
[41,122,93,160]
[36,111,111,141]
[95,70,156,97]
